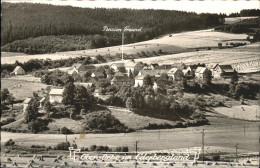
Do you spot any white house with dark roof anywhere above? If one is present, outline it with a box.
[134,75,145,87]
[213,64,235,78]
[124,60,144,76]
[12,66,25,75]
[49,88,64,103]
[167,68,183,80]
[195,67,211,79]
[110,63,126,73]
[110,76,134,86]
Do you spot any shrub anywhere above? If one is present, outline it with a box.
[4,139,15,146]
[28,119,50,133]
[60,127,73,134]
[55,142,70,150]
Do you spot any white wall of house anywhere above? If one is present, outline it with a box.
[134,79,143,87]
[15,68,25,75]
[50,95,63,103]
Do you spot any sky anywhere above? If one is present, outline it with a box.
[2,0,260,14]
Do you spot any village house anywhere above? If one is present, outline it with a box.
[182,66,194,78]
[110,76,134,86]
[12,66,25,75]
[171,62,186,70]
[143,63,159,70]
[49,88,64,103]
[212,64,235,78]
[153,80,166,90]
[124,60,144,76]
[23,97,33,112]
[195,67,211,79]
[69,63,96,74]
[134,75,145,87]
[138,69,168,77]
[167,68,184,81]
[91,71,105,78]
[88,78,99,86]
[110,63,126,73]
[114,71,125,77]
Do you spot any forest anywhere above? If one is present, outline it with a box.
[214,18,260,41]
[228,9,260,17]
[1,2,223,54]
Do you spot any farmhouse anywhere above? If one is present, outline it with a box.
[88,78,99,86]
[167,68,184,80]
[143,63,159,70]
[12,66,25,75]
[213,64,235,78]
[171,62,186,70]
[195,67,211,79]
[124,61,144,76]
[182,66,194,78]
[110,63,126,73]
[110,76,134,86]
[72,64,96,73]
[49,88,64,103]
[23,97,33,112]
[134,75,145,87]
[138,69,168,77]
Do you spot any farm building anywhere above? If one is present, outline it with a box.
[182,66,194,78]
[23,97,34,112]
[134,75,145,87]
[72,64,96,73]
[138,69,168,77]
[195,67,211,79]
[110,76,134,86]
[124,61,144,76]
[12,66,25,75]
[143,63,159,70]
[171,62,186,70]
[114,72,125,77]
[49,88,64,103]
[213,64,235,78]
[88,78,99,86]
[167,68,184,81]
[110,63,126,73]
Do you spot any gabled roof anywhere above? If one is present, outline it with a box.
[139,69,169,76]
[13,66,24,72]
[196,67,208,74]
[49,88,64,95]
[40,97,46,102]
[75,82,94,88]
[171,62,185,68]
[154,80,165,86]
[72,63,82,69]
[111,76,133,82]
[110,63,125,68]
[207,63,219,69]
[168,68,181,74]
[154,65,172,70]
[72,64,95,71]
[23,97,33,104]
[135,75,145,80]
[124,61,137,68]
[67,68,78,75]
[218,65,234,72]
[114,71,125,77]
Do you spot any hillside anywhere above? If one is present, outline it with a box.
[1,2,223,54]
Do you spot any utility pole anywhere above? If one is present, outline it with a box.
[235,144,238,162]
[122,31,124,61]
[134,141,139,168]
[244,124,245,135]
[202,129,205,164]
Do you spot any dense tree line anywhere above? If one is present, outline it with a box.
[215,18,260,42]
[228,9,260,17]
[2,3,222,53]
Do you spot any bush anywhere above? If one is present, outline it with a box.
[4,139,15,146]
[28,119,50,133]
[55,142,70,150]
[60,127,73,134]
